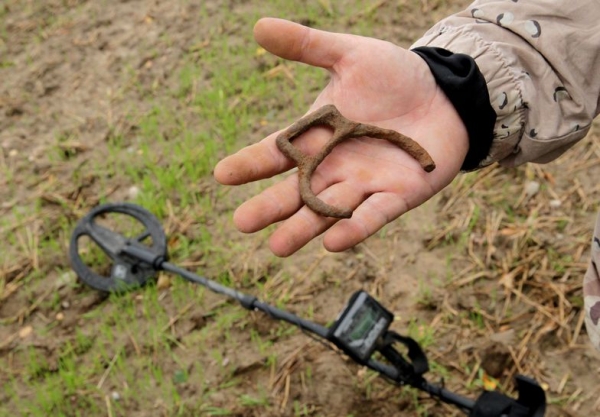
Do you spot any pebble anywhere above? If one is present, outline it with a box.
[62,300,70,309]
[111,391,121,401]
[127,186,140,199]
[19,326,33,339]
[549,199,562,208]
[525,181,540,197]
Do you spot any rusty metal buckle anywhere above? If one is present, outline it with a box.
[276,105,436,218]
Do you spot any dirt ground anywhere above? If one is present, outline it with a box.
[2,1,600,416]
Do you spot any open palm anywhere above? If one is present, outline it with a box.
[214,18,468,256]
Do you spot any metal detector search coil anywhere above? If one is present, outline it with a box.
[69,202,547,417]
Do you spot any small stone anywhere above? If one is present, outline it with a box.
[62,300,70,309]
[8,149,17,157]
[19,326,33,339]
[549,199,562,208]
[111,391,121,401]
[56,312,64,321]
[525,181,540,197]
[127,186,140,200]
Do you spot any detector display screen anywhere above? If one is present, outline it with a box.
[330,291,393,362]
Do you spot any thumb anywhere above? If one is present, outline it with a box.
[253,18,353,69]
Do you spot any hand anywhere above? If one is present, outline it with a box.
[214,18,468,257]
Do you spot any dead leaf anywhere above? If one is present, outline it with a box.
[156,273,171,290]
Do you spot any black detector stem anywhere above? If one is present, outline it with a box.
[162,261,330,338]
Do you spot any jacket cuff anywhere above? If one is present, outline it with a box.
[412,46,496,171]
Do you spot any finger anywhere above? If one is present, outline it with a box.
[254,18,354,70]
[233,169,331,233]
[322,192,410,252]
[214,130,289,185]
[214,124,334,185]
[268,181,367,257]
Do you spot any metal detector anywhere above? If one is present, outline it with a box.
[69,202,546,417]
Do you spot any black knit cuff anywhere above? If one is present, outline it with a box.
[411,46,496,171]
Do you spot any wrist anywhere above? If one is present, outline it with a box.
[411,47,496,171]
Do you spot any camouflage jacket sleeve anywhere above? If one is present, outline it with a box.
[412,0,600,168]
[413,0,600,349]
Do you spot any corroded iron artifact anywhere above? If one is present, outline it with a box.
[276,104,436,218]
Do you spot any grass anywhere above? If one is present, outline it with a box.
[2,0,600,416]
